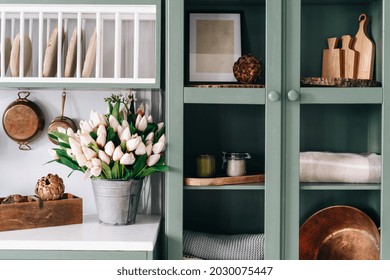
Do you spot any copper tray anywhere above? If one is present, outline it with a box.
[299,205,380,260]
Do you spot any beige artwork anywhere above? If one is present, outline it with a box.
[196,19,234,73]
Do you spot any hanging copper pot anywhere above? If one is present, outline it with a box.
[2,91,45,150]
[47,92,77,144]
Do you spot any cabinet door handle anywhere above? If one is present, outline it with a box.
[268,91,281,102]
[287,90,300,102]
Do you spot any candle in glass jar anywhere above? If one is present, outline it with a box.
[196,154,215,178]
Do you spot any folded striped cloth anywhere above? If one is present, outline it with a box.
[300,152,381,183]
[183,230,265,260]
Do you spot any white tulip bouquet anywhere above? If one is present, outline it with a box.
[48,93,167,180]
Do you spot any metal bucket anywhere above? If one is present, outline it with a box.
[91,179,143,225]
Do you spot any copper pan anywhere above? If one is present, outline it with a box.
[299,205,380,260]
[48,92,77,144]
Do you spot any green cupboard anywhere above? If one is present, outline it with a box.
[165,0,389,260]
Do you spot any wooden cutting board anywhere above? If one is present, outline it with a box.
[184,174,264,186]
[322,37,343,78]
[341,35,357,79]
[9,33,32,77]
[353,14,375,80]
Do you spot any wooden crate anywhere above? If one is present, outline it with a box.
[0,193,82,232]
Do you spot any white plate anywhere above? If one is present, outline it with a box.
[0,36,11,74]
[82,28,97,78]
[43,27,60,77]
[64,27,78,78]
[9,33,32,77]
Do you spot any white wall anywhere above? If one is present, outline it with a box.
[0,88,163,215]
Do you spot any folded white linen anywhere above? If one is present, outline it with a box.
[300,152,381,183]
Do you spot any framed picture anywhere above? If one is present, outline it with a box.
[189,13,241,82]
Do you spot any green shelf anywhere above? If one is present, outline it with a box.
[300,88,383,104]
[184,87,266,104]
[300,183,381,191]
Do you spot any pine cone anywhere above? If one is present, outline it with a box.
[233,54,262,84]
[35,174,65,200]
[1,194,27,204]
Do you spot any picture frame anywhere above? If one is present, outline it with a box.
[189,13,241,82]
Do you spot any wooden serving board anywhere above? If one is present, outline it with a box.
[322,37,343,78]
[353,14,375,80]
[341,35,357,79]
[184,174,264,186]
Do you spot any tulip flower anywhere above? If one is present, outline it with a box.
[90,110,101,128]
[82,146,97,160]
[147,154,161,167]
[57,126,67,134]
[117,125,124,139]
[121,119,129,129]
[136,103,145,116]
[96,124,106,136]
[135,142,146,155]
[146,142,153,156]
[92,158,102,167]
[91,166,102,177]
[80,132,96,146]
[66,127,76,138]
[66,148,74,158]
[96,130,107,148]
[145,132,154,143]
[69,137,82,155]
[135,114,142,129]
[98,150,111,165]
[120,127,131,142]
[152,142,164,154]
[112,146,124,161]
[104,141,115,157]
[85,160,93,169]
[137,116,148,132]
[126,136,141,152]
[109,115,120,132]
[120,152,136,165]
[147,115,153,123]
[158,134,166,151]
[80,120,93,133]
[157,122,164,132]
[75,153,88,167]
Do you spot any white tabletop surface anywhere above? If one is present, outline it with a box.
[0,214,161,251]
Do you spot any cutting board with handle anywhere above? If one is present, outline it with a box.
[341,35,357,79]
[322,37,343,78]
[353,14,375,80]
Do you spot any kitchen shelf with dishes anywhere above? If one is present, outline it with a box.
[0,3,160,88]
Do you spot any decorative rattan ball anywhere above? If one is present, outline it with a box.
[233,54,262,84]
[35,173,65,200]
[1,194,27,204]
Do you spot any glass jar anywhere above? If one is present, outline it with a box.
[222,152,251,177]
[196,154,216,178]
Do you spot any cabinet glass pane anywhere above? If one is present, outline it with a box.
[300,0,382,83]
[184,0,265,85]
[184,104,265,177]
[184,190,265,234]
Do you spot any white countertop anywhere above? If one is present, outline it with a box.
[0,214,161,252]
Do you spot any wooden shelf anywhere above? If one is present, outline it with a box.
[184,183,265,191]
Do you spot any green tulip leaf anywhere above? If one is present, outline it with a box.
[101,162,112,179]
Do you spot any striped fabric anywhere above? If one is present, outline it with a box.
[183,230,265,260]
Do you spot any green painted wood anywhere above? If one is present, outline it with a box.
[0,250,149,260]
[300,183,381,191]
[264,0,283,260]
[380,0,390,260]
[283,0,301,260]
[184,87,266,104]
[165,0,184,260]
[184,184,265,190]
[300,88,383,104]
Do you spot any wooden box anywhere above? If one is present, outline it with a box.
[0,193,82,232]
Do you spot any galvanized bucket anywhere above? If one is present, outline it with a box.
[91,179,143,225]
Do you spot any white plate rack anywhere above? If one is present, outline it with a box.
[0,4,157,85]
